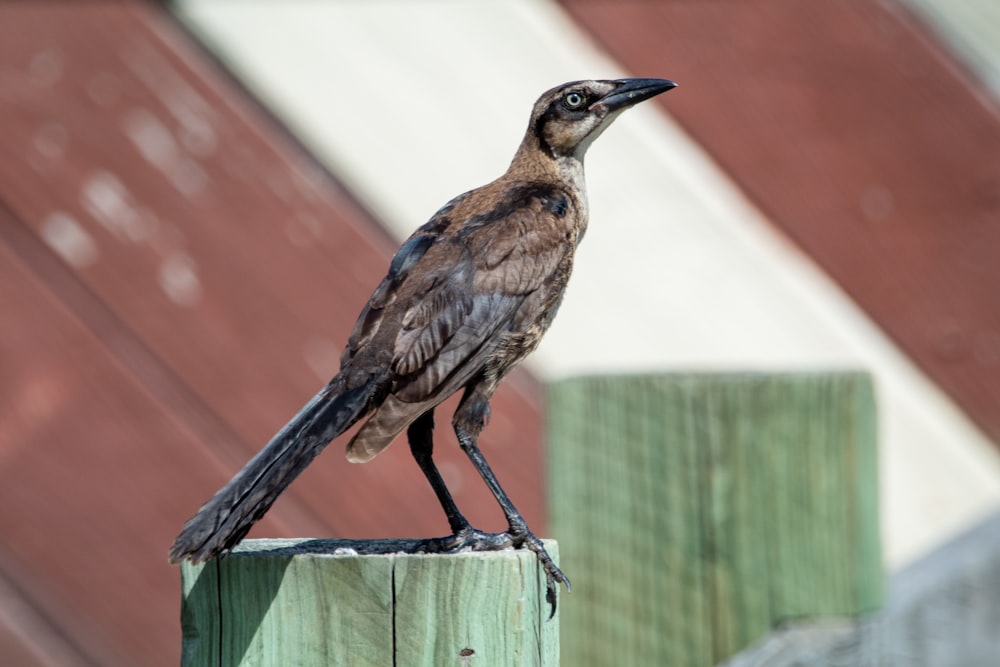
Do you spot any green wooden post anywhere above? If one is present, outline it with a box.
[180,538,559,667]
[547,372,881,667]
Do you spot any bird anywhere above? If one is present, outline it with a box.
[169,77,677,614]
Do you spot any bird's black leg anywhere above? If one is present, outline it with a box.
[408,410,511,552]
[407,410,468,534]
[452,385,571,616]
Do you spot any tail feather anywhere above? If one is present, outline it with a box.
[168,375,377,563]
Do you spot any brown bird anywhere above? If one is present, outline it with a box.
[169,77,677,612]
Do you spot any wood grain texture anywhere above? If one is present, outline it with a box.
[560,0,1000,447]
[547,373,880,666]
[180,538,558,667]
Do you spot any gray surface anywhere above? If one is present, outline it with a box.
[721,512,1000,666]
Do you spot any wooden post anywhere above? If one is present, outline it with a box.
[547,372,881,667]
[180,538,559,667]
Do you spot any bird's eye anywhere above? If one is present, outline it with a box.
[564,92,585,109]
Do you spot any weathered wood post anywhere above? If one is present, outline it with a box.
[547,372,881,666]
[180,538,559,666]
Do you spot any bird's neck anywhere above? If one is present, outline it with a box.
[507,137,588,194]
[506,138,590,239]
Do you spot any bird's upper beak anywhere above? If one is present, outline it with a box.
[595,78,677,112]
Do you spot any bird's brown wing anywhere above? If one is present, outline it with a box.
[343,188,575,462]
[392,192,575,401]
[340,199,459,366]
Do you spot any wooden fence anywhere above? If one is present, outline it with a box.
[179,372,883,666]
[548,372,881,665]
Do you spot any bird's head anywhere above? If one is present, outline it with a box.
[525,78,677,161]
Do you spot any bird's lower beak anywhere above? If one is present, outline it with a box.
[596,78,677,112]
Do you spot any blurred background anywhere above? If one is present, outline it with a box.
[1,1,999,665]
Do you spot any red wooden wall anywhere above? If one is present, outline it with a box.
[562,0,1000,445]
[0,4,544,665]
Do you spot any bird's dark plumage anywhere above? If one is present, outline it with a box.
[169,77,677,613]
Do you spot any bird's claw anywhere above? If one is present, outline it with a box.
[519,532,571,619]
[418,527,569,619]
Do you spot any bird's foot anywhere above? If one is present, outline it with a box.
[511,529,571,619]
[417,525,570,618]
[416,526,514,554]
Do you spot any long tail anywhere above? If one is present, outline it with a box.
[169,374,380,563]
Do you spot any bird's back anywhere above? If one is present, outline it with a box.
[342,172,586,462]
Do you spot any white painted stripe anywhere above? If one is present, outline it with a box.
[175,0,1000,566]
[900,0,1000,100]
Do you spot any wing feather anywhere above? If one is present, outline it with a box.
[347,183,576,405]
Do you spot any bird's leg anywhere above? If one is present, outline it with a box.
[452,386,571,616]
[407,410,467,534]
[407,410,511,553]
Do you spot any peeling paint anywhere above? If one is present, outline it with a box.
[124,109,178,169]
[27,49,63,87]
[177,116,216,158]
[132,121,207,196]
[33,123,68,160]
[158,252,202,307]
[80,170,159,243]
[169,158,208,197]
[122,44,218,157]
[1,369,68,461]
[122,108,209,197]
[41,211,99,268]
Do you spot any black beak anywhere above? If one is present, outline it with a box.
[597,78,677,111]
